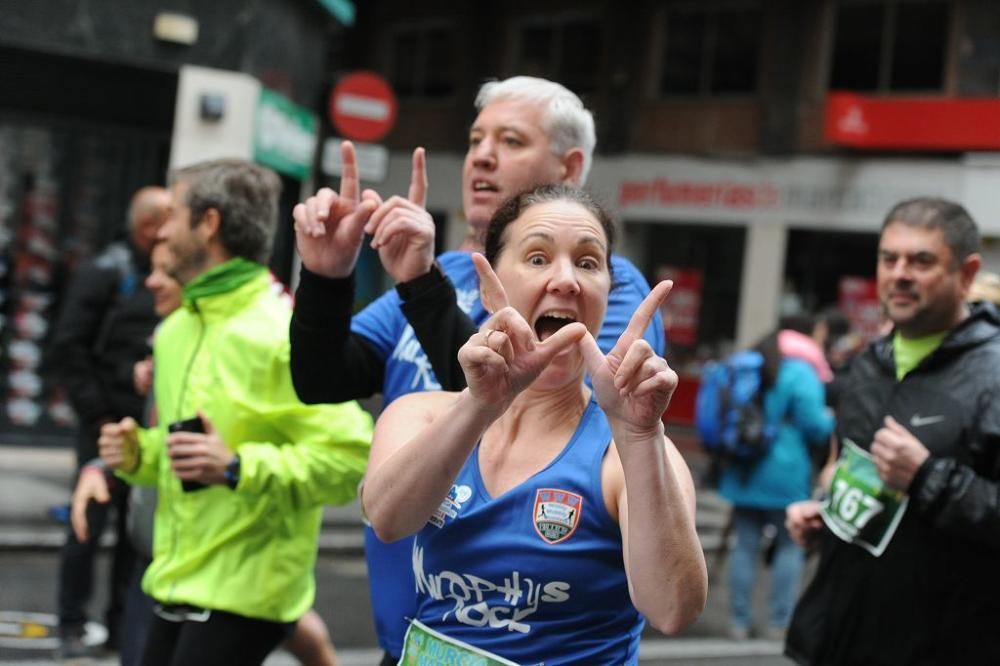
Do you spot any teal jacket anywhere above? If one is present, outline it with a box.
[718,358,834,510]
[121,263,372,622]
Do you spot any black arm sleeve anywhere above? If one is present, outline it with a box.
[50,263,116,425]
[911,449,1000,548]
[399,272,478,392]
[289,266,386,403]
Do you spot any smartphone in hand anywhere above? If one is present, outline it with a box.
[168,416,208,492]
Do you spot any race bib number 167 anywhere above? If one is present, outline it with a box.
[820,438,908,557]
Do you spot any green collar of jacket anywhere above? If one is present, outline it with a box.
[182,258,268,308]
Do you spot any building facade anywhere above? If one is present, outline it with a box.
[323,0,1000,424]
[0,0,344,443]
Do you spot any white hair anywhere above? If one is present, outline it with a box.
[475,76,597,185]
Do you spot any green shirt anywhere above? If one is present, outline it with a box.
[893,331,948,380]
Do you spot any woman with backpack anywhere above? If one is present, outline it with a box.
[717,331,834,641]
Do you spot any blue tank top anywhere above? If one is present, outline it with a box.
[411,399,644,665]
[354,251,664,655]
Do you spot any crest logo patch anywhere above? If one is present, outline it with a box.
[533,488,582,544]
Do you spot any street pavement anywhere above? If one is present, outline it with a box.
[0,439,796,665]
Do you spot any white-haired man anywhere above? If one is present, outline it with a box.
[290,76,665,663]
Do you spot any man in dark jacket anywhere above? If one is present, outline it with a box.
[785,198,1000,665]
[50,185,169,657]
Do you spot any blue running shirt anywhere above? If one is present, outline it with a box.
[352,251,664,655]
[412,398,643,664]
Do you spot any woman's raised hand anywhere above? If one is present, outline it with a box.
[458,254,587,416]
[579,281,678,435]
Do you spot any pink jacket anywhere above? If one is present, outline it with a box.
[779,329,833,382]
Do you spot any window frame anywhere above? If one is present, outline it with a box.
[507,10,605,96]
[653,0,764,100]
[829,0,952,94]
[384,19,460,100]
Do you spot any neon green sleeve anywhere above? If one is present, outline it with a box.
[236,401,372,510]
[116,425,164,487]
[229,346,373,510]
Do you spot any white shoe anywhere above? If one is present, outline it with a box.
[728,625,750,641]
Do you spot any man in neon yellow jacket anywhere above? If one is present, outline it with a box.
[99,159,373,666]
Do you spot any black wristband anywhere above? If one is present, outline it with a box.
[395,261,446,301]
[224,454,241,490]
[85,457,107,470]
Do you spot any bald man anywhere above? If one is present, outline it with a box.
[51,185,170,659]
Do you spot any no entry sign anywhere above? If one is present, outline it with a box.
[328,71,398,143]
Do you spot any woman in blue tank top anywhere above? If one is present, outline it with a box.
[363,186,707,665]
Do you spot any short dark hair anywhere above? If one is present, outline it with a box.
[820,305,850,339]
[169,159,282,264]
[484,185,616,280]
[881,198,980,268]
[778,312,817,336]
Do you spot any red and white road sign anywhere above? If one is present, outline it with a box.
[328,71,398,143]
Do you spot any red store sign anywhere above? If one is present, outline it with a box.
[656,266,703,347]
[838,276,882,342]
[825,92,1000,151]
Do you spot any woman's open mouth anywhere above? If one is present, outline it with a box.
[534,312,577,341]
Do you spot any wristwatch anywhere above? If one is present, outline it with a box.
[224,454,241,490]
[395,261,446,301]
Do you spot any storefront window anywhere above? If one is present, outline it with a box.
[633,221,746,426]
[639,222,745,360]
[0,123,168,445]
[783,227,878,315]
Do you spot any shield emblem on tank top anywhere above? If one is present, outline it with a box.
[533,488,583,544]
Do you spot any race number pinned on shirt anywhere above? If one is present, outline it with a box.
[399,619,519,665]
[820,438,908,557]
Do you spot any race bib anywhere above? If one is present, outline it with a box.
[398,619,519,666]
[820,438,908,557]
